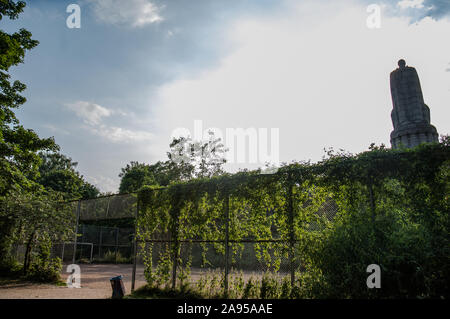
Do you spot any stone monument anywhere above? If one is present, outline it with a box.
[390,59,439,149]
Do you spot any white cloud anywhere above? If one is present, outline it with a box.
[43,124,70,135]
[150,0,450,172]
[65,100,154,144]
[65,101,112,125]
[89,125,154,143]
[87,0,163,27]
[85,174,119,193]
[398,0,425,9]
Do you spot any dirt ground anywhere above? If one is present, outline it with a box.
[0,264,147,299]
[0,264,278,299]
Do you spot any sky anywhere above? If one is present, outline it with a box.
[2,0,450,193]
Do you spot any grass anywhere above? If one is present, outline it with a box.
[126,284,207,299]
[0,262,66,287]
[78,251,132,264]
[0,275,66,287]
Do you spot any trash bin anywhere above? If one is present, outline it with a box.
[110,275,126,299]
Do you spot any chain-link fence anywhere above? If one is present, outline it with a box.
[134,191,339,295]
[49,193,137,264]
[51,225,135,263]
[54,190,337,294]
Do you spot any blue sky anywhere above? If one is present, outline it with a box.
[3,0,450,192]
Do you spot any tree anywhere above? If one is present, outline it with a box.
[0,3,83,272]
[118,132,228,193]
[38,152,100,200]
[1,189,74,278]
[118,161,157,194]
[0,1,56,196]
[167,131,227,179]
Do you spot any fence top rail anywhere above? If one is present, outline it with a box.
[66,191,139,204]
[138,239,299,243]
[60,242,94,246]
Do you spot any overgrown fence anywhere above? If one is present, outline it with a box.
[52,140,448,298]
[135,180,339,295]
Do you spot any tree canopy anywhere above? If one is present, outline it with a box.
[119,132,227,193]
[38,152,100,200]
[0,1,96,279]
[0,0,57,196]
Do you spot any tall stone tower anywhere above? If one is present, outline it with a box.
[390,59,439,149]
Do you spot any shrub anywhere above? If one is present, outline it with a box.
[298,184,449,298]
[260,273,281,299]
[242,277,260,299]
[24,240,62,283]
[25,257,62,283]
[97,251,130,264]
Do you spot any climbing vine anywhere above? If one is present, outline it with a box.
[137,137,449,298]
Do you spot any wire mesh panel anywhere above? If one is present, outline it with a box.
[63,193,137,263]
[73,224,134,262]
[179,242,226,296]
[78,194,137,221]
[12,244,26,264]
[63,187,339,295]
[228,241,293,274]
[50,242,93,262]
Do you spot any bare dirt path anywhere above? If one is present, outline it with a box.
[0,264,146,299]
[0,264,277,299]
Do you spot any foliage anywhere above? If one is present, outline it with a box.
[129,284,204,299]
[24,239,62,283]
[0,0,57,197]
[0,190,75,274]
[242,277,260,299]
[96,251,131,264]
[136,137,449,299]
[131,273,302,299]
[119,132,227,193]
[0,1,64,278]
[0,1,96,283]
[167,132,227,179]
[119,161,157,193]
[37,152,99,200]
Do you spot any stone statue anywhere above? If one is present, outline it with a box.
[390,59,439,148]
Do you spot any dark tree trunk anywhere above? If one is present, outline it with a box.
[23,231,36,275]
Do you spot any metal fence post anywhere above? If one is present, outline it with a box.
[287,176,295,287]
[224,191,230,296]
[171,244,178,289]
[131,199,139,292]
[115,227,119,264]
[72,200,81,264]
[81,224,85,260]
[171,206,180,290]
[98,226,103,259]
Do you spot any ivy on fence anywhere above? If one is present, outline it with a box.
[136,137,449,298]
